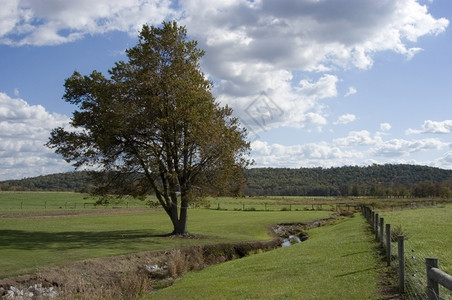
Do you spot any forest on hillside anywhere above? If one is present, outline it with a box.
[1,164,452,198]
[244,164,452,198]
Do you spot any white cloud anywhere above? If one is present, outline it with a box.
[251,140,362,168]
[0,93,73,180]
[181,0,448,131]
[406,120,452,134]
[380,123,392,132]
[334,114,356,125]
[1,0,448,133]
[433,151,452,169]
[334,130,380,147]
[225,74,337,132]
[344,87,357,97]
[371,138,448,157]
[0,0,177,46]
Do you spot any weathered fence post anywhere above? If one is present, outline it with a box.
[375,213,379,239]
[379,217,384,247]
[426,257,439,300]
[398,235,405,293]
[386,223,391,266]
[371,211,375,229]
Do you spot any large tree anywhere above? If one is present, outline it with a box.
[47,21,250,234]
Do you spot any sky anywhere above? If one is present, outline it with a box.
[0,0,452,181]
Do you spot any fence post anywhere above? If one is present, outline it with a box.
[398,235,405,293]
[375,213,379,239]
[386,223,391,266]
[379,217,384,247]
[426,257,439,300]
[371,211,375,229]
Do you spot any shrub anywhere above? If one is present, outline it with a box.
[390,224,409,242]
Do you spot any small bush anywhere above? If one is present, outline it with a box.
[391,224,409,242]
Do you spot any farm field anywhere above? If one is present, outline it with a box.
[0,191,148,211]
[377,204,452,273]
[0,192,333,278]
[375,204,452,299]
[4,192,451,299]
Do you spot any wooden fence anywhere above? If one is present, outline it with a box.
[362,205,452,300]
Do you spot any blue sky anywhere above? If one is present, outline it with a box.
[0,0,451,180]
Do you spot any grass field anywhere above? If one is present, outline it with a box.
[377,204,452,273]
[0,192,362,212]
[0,195,332,278]
[5,192,450,299]
[374,204,452,299]
[0,191,147,211]
[145,215,381,300]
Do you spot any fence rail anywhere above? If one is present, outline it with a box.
[361,205,452,300]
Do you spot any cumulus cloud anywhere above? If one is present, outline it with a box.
[406,120,452,134]
[433,151,452,169]
[380,123,392,132]
[371,138,448,157]
[1,0,448,132]
[334,114,356,125]
[181,0,448,130]
[251,140,362,168]
[344,87,357,97]
[334,130,381,147]
[0,93,73,180]
[0,0,176,46]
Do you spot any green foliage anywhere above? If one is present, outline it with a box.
[244,164,452,197]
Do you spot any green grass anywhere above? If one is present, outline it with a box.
[376,204,452,273]
[0,208,331,278]
[145,215,380,300]
[0,191,150,211]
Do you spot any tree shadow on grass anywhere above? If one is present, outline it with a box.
[0,229,170,251]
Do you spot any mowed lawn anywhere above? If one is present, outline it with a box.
[146,215,380,300]
[0,208,331,278]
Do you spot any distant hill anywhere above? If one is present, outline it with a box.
[244,164,452,197]
[1,164,452,197]
[0,171,92,192]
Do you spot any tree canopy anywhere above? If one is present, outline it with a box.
[47,21,251,234]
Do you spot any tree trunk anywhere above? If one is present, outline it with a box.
[170,194,189,235]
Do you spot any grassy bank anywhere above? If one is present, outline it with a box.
[146,215,380,300]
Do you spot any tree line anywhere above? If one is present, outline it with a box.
[2,164,452,198]
[244,164,452,198]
